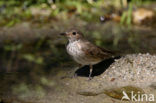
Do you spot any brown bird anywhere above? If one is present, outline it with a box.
[60,30,113,80]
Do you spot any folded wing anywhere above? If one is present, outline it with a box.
[81,40,113,60]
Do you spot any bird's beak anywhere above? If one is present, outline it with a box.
[60,32,67,36]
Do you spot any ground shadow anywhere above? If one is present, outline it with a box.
[75,56,121,77]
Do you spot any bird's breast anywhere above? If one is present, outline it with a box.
[66,41,84,57]
[66,41,102,65]
[66,42,87,65]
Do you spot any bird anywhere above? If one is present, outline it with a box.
[60,29,113,80]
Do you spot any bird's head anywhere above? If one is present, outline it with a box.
[60,30,84,42]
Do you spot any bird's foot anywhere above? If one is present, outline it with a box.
[88,76,93,80]
[72,73,78,78]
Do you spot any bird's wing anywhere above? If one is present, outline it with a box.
[80,40,113,59]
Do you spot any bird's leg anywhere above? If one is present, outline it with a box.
[89,65,93,80]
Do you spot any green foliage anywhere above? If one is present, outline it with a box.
[131,0,143,6]
[0,0,102,26]
[4,44,23,51]
[22,54,44,64]
[120,3,133,26]
[0,0,155,27]
[126,3,133,26]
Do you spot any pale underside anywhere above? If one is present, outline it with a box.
[66,39,112,65]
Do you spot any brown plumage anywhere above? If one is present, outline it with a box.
[60,29,113,79]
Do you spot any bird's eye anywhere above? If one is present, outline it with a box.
[72,32,76,35]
